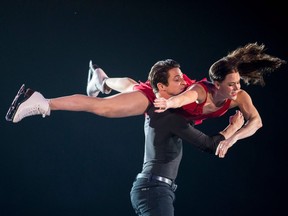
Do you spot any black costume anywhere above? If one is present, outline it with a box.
[130,104,225,216]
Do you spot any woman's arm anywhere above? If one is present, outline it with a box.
[216,90,263,158]
[154,84,205,112]
[230,90,262,140]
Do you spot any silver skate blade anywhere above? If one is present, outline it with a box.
[5,84,26,121]
[88,60,98,82]
[89,60,93,69]
[87,60,95,83]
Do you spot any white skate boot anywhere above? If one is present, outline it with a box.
[86,60,111,97]
[6,84,51,123]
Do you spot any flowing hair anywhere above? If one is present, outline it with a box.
[209,42,286,86]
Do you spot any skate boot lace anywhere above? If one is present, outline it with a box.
[19,104,49,119]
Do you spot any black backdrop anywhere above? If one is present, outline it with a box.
[1,1,287,216]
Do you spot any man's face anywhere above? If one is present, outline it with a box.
[159,68,187,98]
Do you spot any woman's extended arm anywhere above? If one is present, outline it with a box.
[153,84,204,112]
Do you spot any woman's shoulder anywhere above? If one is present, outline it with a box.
[230,89,251,107]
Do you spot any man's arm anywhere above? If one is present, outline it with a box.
[169,110,243,155]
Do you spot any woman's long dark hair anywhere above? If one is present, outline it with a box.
[209,42,286,86]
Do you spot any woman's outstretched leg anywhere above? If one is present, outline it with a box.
[50,91,149,117]
[9,86,149,123]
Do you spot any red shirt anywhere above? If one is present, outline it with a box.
[133,74,231,125]
[179,80,231,125]
[133,74,194,103]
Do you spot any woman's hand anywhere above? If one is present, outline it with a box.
[153,97,169,113]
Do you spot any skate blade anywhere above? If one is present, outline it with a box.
[88,60,96,83]
[5,84,26,121]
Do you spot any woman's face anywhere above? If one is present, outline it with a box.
[217,70,241,100]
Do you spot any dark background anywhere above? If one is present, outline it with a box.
[1,1,287,215]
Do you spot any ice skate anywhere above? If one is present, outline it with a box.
[6,84,50,123]
[86,60,111,97]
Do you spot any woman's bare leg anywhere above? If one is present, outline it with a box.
[49,91,149,117]
[104,77,138,93]
[10,87,149,123]
[87,63,139,96]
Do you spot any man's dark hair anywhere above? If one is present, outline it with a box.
[148,59,180,93]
